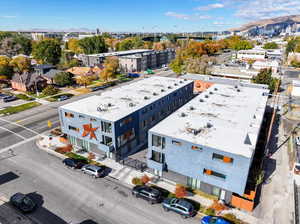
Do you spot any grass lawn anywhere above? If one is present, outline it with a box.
[75,88,91,94]
[46,93,74,102]
[0,102,41,115]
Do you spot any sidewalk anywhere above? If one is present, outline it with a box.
[36,133,257,223]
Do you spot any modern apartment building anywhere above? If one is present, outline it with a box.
[147,82,269,204]
[237,49,267,60]
[79,49,176,72]
[59,77,194,161]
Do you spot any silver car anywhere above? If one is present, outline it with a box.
[81,164,105,178]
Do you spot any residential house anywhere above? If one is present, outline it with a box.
[66,66,102,80]
[11,71,48,92]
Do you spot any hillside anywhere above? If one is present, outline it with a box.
[231,15,300,32]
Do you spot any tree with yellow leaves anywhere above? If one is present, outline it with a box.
[10,56,32,73]
[67,38,83,54]
[76,75,93,88]
[0,56,13,79]
[100,57,119,81]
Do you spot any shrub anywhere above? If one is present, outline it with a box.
[87,152,96,161]
[50,128,62,136]
[204,208,215,216]
[141,175,151,184]
[175,184,187,198]
[41,85,59,96]
[65,152,88,163]
[210,200,227,212]
[223,213,244,224]
[55,144,72,154]
[167,192,176,198]
[132,177,143,186]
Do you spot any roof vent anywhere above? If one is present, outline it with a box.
[189,106,195,111]
[184,79,187,81]
[144,96,150,100]
[174,83,178,86]
[129,102,135,107]
[200,99,205,102]
[168,86,172,89]
[237,89,241,92]
[205,95,209,98]
[97,106,107,112]
[180,112,187,117]
[179,80,183,84]
[214,88,218,91]
[107,103,112,107]
[209,91,213,95]
[153,92,158,96]
[206,122,213,128]
[234,85,238,89]
[161,89,165,92]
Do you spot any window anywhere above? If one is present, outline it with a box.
[117,128,135,147]
[101,121,112,133]
[151,151,165,163]
[203,169,226,180]
[152,135,165,149]
[68,125,79,132]
[142,120,147,128]
[172,140,182,146]
[65,112,74,118]
[151,115,156,122]
[101,135,112,146]
[79,115,85,119]
[212,153,233,163]
[191,145,202,151]
[120,117,132,127]
[142,108,148,114]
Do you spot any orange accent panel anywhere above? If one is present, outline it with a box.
[205,169,212,175]
[82,124,98,140]
[223,156,232,163]
[231,195,255,212]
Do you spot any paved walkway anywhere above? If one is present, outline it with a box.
[36,133,258,224]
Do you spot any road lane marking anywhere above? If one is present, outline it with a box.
[0,135,40,152]
[0,117,39,135]
[0,126,26,140]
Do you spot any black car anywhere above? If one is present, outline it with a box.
[132,185,162,204]
[10,193,37,213]
[3,95,17,102]
[162,197,196,218]
[62,158,86,169]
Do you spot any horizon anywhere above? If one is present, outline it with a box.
[1,0,299,32]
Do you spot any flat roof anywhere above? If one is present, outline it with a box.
[86,49,153,57]
[60,77,193,122]
[150,83,269,158]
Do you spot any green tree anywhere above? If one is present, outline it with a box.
[116,39,134,51]
[169,53,185,75]
[263,42,279,49]
[78,36,107,54]
[0,56,13,79]
[10,56,32,73]
[14,35,32,55]
[286,37,300,54]
[252,68,278,92]
[0,33,32,57]
[32,39,62,65]
[54,72,73,86]
[41,85,59,96]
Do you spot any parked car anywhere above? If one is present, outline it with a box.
[91,84,111,92]
[201,216,232,224]
[127,73,140,78]
[0,93,9,98]
[62,158,86,169]
[3,95,17,102]
[295,136,300,146]
[162,197,196,218]
[132,185,163,204]
[58,95,70,101]
[81,164,105,178]
[10,193,37,213]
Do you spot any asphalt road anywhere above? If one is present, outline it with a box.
[0,140,199,224]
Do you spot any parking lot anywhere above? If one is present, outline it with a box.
[0,99,28,110]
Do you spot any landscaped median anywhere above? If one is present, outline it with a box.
[0,102,41,115]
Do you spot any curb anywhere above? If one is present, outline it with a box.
[36,137,67,160]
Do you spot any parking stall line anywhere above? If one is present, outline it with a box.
[0,126,26,140]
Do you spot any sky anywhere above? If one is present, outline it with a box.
[0,0,300,32]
